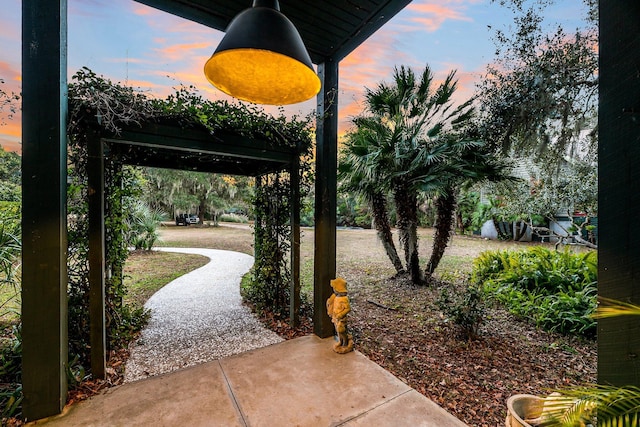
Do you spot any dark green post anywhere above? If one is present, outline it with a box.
[21,0,69,420]
[598,0,640,385]
[290,153,301,327]
[254,175,263,263]
[313,58,338,338]
[88,131,106,378]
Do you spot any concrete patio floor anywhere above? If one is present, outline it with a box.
[29,336,468,426]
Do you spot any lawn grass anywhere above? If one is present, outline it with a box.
[123,250,209,311]
[0,281,20,326]
[0,251,210,327]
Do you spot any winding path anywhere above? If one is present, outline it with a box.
[124,248,283,382]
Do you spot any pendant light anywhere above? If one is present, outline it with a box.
[204,0,321,105]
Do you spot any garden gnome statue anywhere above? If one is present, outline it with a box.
[326,277,354,354]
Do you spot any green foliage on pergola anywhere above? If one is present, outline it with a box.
[64,67,313,375]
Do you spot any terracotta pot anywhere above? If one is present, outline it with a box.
[505,394,544,427]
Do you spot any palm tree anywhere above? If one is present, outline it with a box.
[423,138,512,276]
[339,128,405,275]
[343,64,512,284]
[359,65,475,284]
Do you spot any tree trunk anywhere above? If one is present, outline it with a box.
[456,210,465,235]
[425,191,456,277]
[198,195,207,225]
[393,180,423,284]
[368,190,405,274]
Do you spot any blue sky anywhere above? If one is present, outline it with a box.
[0,0,588,153]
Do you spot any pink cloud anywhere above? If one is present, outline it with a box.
[153,42,213,63]
[0,20,19,43]
[0,62,21,84]
[131,4,159,16]
[0,61,22,154]
[130,2,219,37]
[0,137,21,154]
[404,1,474,32]
[338,34,420,134]
[0,122,22,154]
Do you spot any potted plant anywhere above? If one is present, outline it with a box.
[506,298,640,426]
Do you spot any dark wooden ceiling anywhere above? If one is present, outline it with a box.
[134,0,412,63]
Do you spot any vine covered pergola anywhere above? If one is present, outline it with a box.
[21,0,413,420]
[20,0,640,422]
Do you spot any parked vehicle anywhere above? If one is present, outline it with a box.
[175,213,199,226]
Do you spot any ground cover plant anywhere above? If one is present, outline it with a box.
[155,224,596,426]
[471,248,597,338]
[0,203,22,422]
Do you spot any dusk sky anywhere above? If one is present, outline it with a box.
[0,0,588,153]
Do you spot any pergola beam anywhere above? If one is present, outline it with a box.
[106,123,295,163]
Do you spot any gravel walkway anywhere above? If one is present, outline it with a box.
[124,248,283,383]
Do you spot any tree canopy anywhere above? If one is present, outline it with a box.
[474,0,598,245]
[0,147,20,202]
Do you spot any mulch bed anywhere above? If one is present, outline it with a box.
[255,274,596,427]
[66,348,130,406]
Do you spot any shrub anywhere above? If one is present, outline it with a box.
[126,200,166,250]
[0,205,22,421]
[471,248,597,338]
[437,284,485,340]
[0,203,20,294]
[0,325,22,420]
[219,213,249,223]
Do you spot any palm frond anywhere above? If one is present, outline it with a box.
[596,298,640,319]
[549,385,640,426]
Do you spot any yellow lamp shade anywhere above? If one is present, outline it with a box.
[205,49,321,105]
[204,0,321,105]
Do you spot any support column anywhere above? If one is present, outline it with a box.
[290,153,301,327]
[21,0,68,420]
[88,131,106,378]
[313,58,338,338]
[254,175,263,263]
[598,0,640,385]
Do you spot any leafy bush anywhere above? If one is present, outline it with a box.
[107,304,150,351]
[471,248,597,338]
[67,151,150,369]
[219,213,249,223]
[0,203,20,316]
[0,205,22,421]
[126,200,166,250]
[437,285,485,340]
[0,325,22,420]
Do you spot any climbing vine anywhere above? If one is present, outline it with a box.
[246,142,314,317]
[248,173,293,314]
[66,67,315,372]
